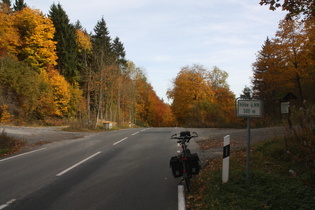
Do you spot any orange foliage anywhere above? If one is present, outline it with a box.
[253,18,315,107]
[168,64,235,127]
[167,65,215,125]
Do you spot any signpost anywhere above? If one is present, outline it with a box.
[236,98,263,180]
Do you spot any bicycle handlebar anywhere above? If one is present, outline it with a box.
[171,131,198,140]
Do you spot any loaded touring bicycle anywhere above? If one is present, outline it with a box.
[170,131,201,192]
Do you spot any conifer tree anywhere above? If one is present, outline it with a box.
[91,17,114,124]
[92,17,113,61]
[112,37,127,71]
[13,0,26,11]
[49,3,79,84]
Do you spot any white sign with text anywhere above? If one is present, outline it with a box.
[237,99,263,117]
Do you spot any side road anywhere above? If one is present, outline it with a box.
[0,125,93,145]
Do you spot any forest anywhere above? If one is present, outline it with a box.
[0,0,315,133]
[0,0,176,127]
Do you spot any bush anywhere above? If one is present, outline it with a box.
[0,129,26,157]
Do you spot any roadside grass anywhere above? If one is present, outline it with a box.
[0,129,26,158]
[188,138,315,209]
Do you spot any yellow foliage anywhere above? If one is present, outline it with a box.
[0,104,14,123]
[35,70,72,117]
[14,7,57,70]
[76,29,92,52]
[0,3,21,55]
[47,69,71,116]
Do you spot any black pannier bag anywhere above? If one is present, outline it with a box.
[170,156,183,178]
[188,153,201,175]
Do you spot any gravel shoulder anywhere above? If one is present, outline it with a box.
[0,125,93,145]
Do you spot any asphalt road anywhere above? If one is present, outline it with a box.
[0,127,201,210]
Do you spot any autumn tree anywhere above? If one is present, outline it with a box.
[207,66,236,126]
[49,3,79,84]
[252,17,315,127]
[75,21,93,120]
[0,1,174,127]
[168,64,235,127]
[167,65,214,125]
[13,7,57,71]
[260,0,315,20]
[253,19,314,110]
[0,3,20,56]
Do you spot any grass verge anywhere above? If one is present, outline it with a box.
[188,138,315,209]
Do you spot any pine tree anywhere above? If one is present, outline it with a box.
[252,37,280,119]
[49,3,79,84]
[13,0,26,11]
[112,37,127,71]
[92,17,113,60]
[91,17,114,125]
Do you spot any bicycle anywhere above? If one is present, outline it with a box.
[170,131,200,192]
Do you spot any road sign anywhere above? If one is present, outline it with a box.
[236,98,263,180]
[237,99,263,118]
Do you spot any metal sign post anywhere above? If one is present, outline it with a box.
[246,117,251,180]
[236,98,263,181]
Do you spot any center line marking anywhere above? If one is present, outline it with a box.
[56,151,101,176]
[132,132,139,136]
[113,137,128,145]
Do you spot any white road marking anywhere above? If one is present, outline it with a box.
[113,137,128,146]
[0,199,16,210]
[0,148,46,162]
[56,151,101,176]
[178,185,186,210]
[131,132,139,136]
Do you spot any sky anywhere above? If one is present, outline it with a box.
[26,0,287,102]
